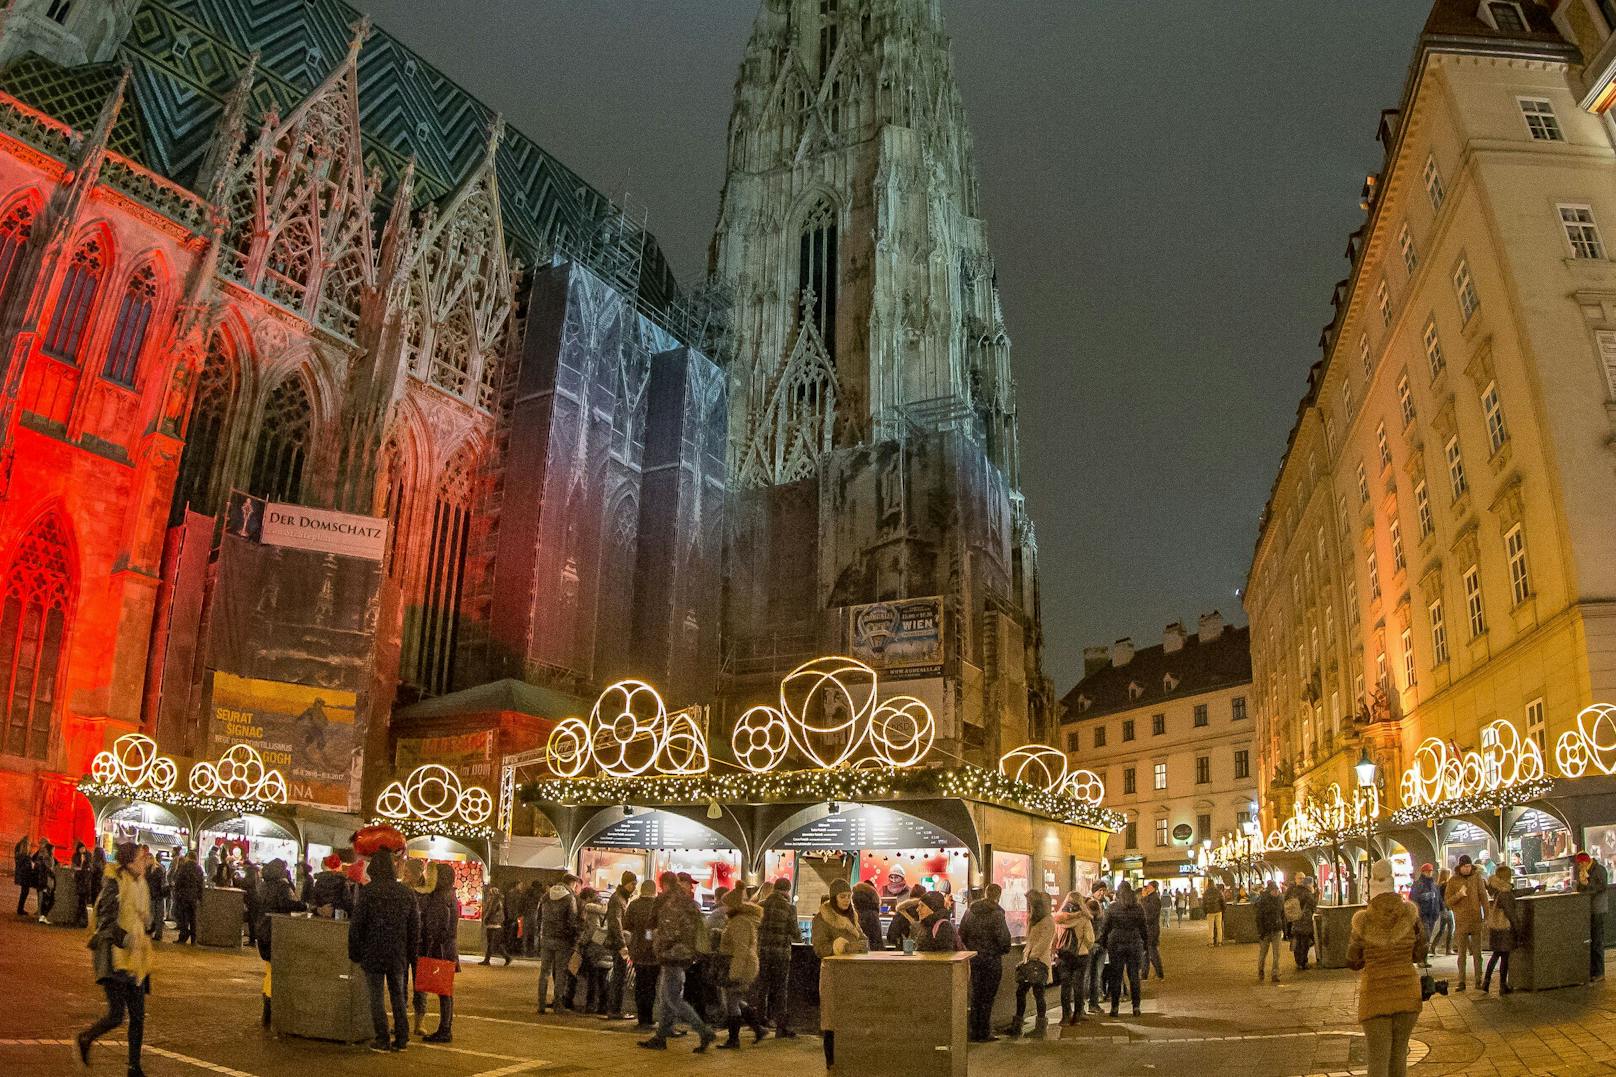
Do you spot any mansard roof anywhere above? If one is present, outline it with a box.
[1059,626,1251,723]
[0,0,686,329]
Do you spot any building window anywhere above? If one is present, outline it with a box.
[1065,730,1079,752]
[46,1,71,24]
[1377,281,1392,327]
[1150,712,1165,736]
[1401,627,1416,689]
[1430,599,1450,665]
[1390,516,1406,572]
[1232,696,1247,721]
[1367,550,1381,601]
[1341,379,1353,419]
[1357,462,1369,504]
[1560,205,1604,260]
[1376,651,1389,695]
[1347,577,1360,626]
[1518,96,1563,142]
[1376,422,1392,471]
[1153,762,1167,790]
[1360,335,1373,377]
[1505,524,1531,605]
[1234,748,1250,780]
[1399,222,1418,273]
[0,514,72,760]
[247,374,313,503]
[1481,381,1508,454]
[799,197,839,362]
[1125,821,1138,849]
[1123,767,1136,795]
[1194,703,1209,727]
[1415,481,1433,540]
[408,447,476,696]
[1155,818,1169,847]
[42,238,104,362]
[101,265,158,387]
[1398,375,1416,428]
[171,334,238,522]
[0,202,35,308]
[1424,317,1445,378]
[1197,813,1212,843]
[1464,565,1487,637]
[1454,260,1480,322]
[1445,436,1468,500]
[1093,725,1106,748]
[1423,156,1446,211]
[1122,719,1135,742]
[1195,755,1210,784]
[1526,697,1546,752]
[1486,2,1527,32]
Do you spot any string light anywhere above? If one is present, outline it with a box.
[75,778,282,816]
[1389,776,1554,828]
[376,764,493,825]
[367,817,495,842]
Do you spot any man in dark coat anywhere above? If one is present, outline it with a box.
[144,848,167,940]
[348,848,420,1053]
[623,879,659,1029]
[1254,880,1286,983]
[172,852,206,944]
[604,870,636,1018]
[959,883,1013,1043]
[535,875,579,1010]
[638,872,715,1051]
[12,835,33,916]
[1141,882,1164,979]
[312,854,351,915]
[751,876,801,1037]
[70,842,93,927]
[32,840,56,920]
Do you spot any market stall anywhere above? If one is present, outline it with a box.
[371,763,499,948]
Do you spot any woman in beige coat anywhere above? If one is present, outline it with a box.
[1348,860,1427,1077]
[810,878,868,1067]
[716,884,767,1049]
[77,842,155,1076]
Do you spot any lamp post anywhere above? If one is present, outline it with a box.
[1241,817,1258,889]
[1355,747,1380,901]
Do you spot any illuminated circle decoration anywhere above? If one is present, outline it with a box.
[1556,704,1616,779]
[655,706,711,776]
[1060,769,1106,807]
[1400,720,1548,809]
[89,734,178,792]
[589,680,666,777]
[189,744,287,804]
[731,705,791,773]
[998,744,1070,793]
[545,717,591,778]
[1265,781,1378,852]
[376,764,493,825]
[779,656,877,769]
[869,696,936,768]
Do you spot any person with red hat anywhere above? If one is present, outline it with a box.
[312,853,352,916]
[1575,852,1609,981]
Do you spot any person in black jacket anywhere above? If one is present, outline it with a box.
[1254,880,1285,984]
[255,859,306,1025]
[171,852,205,944]
[1098,881,1148,1017]
[412,863,459,1042]
[348,848,421,1053]
[959,883,1013,1042]
[71,842,93,927]
[32,840,56,921]
[12,834,33,916]
[1141,882,1164,980]
[311,854,351,916]
[851,881,885,953]
[144,848,167,940]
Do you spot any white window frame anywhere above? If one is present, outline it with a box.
[1454,260,1480,323]
[1397,374,1416,427]
[1482,380,1508,454]
[1445,435,1469,501]
[1367,549,1381,600]
[1429,599,1450,665]
[1415,480,1434,540]
[1341,379,1353,420]
[1357,462,1369,504]
[1377,280,1392,327]
[1526,697,1545,752]
[1376,651,1389,694]
[1423,155,1446,211]
[1399,222,1418,273]
[1376,422,1392,471]
[1517,96,1564,142]
[1506,523,1531,605]
[1464,565,1487,637]
[1424,317,1445,378]
[1559,204,1604,260]
[1153,762,1167,791]
[1401,627,1416,689]
[1483,1,1528,33]
[1154,817,1169,847]
[1361,335,1373,377]
[1390,516,1406,572]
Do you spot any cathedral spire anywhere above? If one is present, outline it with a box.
[200,50,260,208]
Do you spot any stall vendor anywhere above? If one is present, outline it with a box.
[879,864,909,898]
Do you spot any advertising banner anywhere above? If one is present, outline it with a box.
[209,672,358,806]
[848,596,944,679]
[260,501,388,561]
[395,729,498,787]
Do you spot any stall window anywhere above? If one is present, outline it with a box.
[992,852,1032,938]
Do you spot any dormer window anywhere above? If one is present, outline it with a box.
[1480,2,1526,32]
[1077,695,1092,714]
[1127,681,1144,701]
[1163,673,1179,692]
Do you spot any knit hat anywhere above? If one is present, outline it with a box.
[1367,859,1396,900]
[1577,852,1592,864]
[828,878,851,899]
[1457,854,1473,867]
[920,890,947,913]
[322,853,343,871]
[1419,863,1434,874]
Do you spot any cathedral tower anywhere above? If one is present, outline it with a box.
[713,0,1050,761]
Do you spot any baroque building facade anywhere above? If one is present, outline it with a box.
[1246,1,1616,878]
[0,0,725,844]
[711,0,1051,760]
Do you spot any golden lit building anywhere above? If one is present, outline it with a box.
[1247,0,1616,894]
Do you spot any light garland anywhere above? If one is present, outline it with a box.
[75,778,283,816]
[367,816,495,842]
[376,764,493,826]
[1389,776,1554,827]
[1261,782,1380,853]
[520,763,1125,831]
[189,744,287,804]
[997,744,1106,807]
[90,734,178,793]
[1555,704,1616,778]
[1401,721,1545,810]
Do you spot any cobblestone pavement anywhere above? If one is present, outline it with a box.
[2,908,1615,1075]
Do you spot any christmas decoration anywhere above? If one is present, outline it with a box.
[376,764,494,826]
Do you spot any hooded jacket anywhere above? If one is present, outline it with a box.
[624,890,657,965]
[1443,864,1488,931]
[1254,888,1286,937]
[1409,873,1442,922]
[810,895,866,958]
[311,868,350,914]
[171,857,205,902]
[1347,892,1425,1021]
[1099,896,1149,954]
[759,888,802,955]
[1485,872,1519,954]
[652,885,703,966]
[719,896,765,988]
[1053,902,1095,958]
[417,864,460,964]
[539,883,578,948]
[348,858,421,974]
[959,897,1012,961]
[481,883,505,927]
[580,897,608,952]
[851,882,885,952]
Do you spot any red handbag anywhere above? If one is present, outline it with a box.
[416,956,455,996]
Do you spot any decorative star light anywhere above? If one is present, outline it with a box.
[376,764,493,825]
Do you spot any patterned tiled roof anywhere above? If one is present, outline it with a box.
[1060,626,1251,723]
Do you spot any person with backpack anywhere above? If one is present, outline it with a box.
[1285,876,1318,971]
[1053,891,1095,1025]
[913,890,956,951]
[638,871,717,1052]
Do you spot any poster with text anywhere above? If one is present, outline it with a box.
[848,596,944,679]
[209,672,357,807]
[394,729,498,787]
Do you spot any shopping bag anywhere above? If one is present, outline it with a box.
[416,956,456,997]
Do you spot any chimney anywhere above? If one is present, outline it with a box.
[1111,637,1134,668]
[1082,646,1110,677]
[1163,622,1186,654]
[1198,610,1224,644]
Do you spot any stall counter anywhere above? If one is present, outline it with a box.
[820,950,971,1077]
[1513,891,1591,992]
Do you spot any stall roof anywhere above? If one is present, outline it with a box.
[395,679,587,723]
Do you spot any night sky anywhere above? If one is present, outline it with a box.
[355,0,1433,691]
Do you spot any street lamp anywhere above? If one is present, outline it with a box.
[1355,747,1380,901]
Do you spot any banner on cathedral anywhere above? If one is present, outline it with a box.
[261,502,388,561]
[848,596,944,679]
[208,672,358,808]
[394,729,499,787]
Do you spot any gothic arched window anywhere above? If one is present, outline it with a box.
[264,217,315,311]
[101,264,158,387]
[248,374,312,502]
[411,447,475,696]
[42,238,104,362]
[318,246,367,339]
[171,334,239,522]
[798,198,838,362]
[430,308,472,397]
[0,202,35,309]
[0,514,72,760]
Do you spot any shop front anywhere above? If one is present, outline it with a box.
[371,763,500,947]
